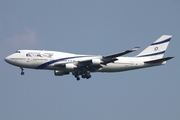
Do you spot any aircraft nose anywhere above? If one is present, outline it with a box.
[4,54,20,66]
[4,56,10,63]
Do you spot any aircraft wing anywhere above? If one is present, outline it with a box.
[103,46,140,59]
[101,46,140,64]
[54,60,102,72]
[76,46,140,66]
[54,46,140,70]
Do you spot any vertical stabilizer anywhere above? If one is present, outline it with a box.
[136,35,172,59]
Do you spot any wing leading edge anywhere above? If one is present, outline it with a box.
[103,46,140,59]
[101,46,140,65]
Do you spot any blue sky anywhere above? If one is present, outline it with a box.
[0,0,180,120]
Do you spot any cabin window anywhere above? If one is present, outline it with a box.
[37,54,42,57]
[26,53,31,57]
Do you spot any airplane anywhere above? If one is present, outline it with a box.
[4,35,174,81]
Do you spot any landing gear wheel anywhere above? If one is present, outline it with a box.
[76,77,80,81]
[82,74,86,78]
[86,74,91,79]
[20,68,24,75]
[21,72,25,75]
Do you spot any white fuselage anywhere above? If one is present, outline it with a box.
[4,35,173,80]
[5,50,164,73]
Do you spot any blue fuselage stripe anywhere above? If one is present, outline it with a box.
[151,38,171,46]
[137,51,165,57]
[35,56,91,69]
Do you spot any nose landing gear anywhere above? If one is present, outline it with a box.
[20,68,25,75]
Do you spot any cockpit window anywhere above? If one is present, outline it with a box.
[15,51,20,53]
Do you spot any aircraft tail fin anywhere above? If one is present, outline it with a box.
[136,35,172,59]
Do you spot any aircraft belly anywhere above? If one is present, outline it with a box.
[98,60,145,72]
[99,63,135,72]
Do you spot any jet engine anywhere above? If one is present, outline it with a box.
[54,70,69,76]
[65,63,77,70]
[91,59,102,66]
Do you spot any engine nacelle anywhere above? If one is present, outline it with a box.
[54,70,69,76]
[65,63,77,70]
[91,59,102,66]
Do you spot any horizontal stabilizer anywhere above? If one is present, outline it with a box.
[144,57,174,64]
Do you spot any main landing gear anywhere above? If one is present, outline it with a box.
[20,68,25,75]
[75,75,80,81]
[73,71,91,81]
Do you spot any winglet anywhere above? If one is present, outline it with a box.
[131,46,140,51]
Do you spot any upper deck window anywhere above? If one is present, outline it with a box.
[15,51,20,53]
[26,53,31,57]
